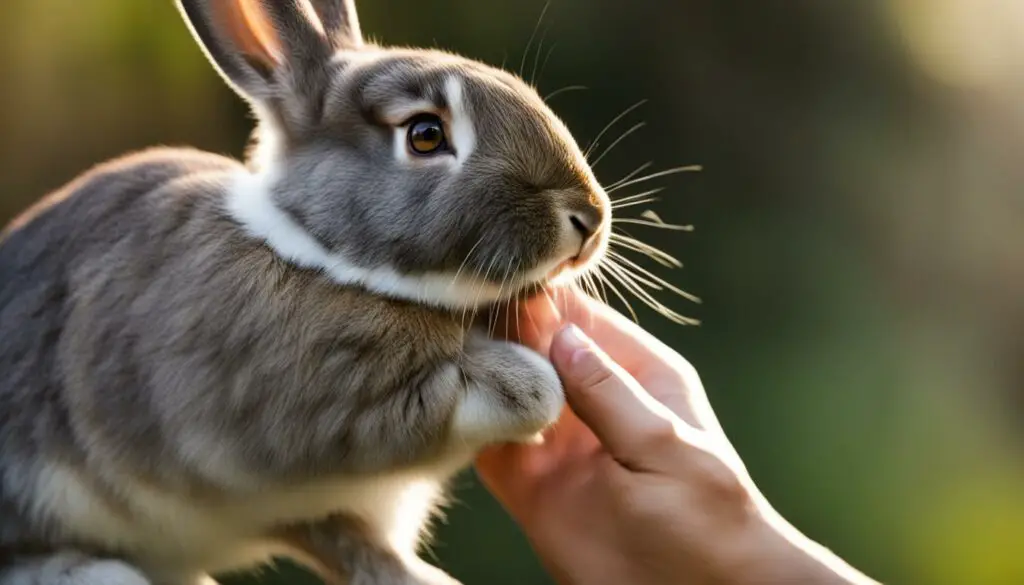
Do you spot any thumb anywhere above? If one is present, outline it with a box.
[550,325,684,468]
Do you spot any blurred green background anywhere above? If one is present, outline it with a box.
[3,1,1024,584]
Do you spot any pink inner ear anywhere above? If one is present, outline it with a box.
[213,0,283,69]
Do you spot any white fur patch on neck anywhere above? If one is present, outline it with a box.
[225,163,508,310]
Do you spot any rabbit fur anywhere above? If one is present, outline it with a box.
[0,1,611,584]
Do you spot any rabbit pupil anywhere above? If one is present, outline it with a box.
[407,114,447,155]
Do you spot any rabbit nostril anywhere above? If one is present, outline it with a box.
[570,214,595,240]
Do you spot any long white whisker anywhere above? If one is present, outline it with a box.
[505,261,522,340]
[531,26,551,85]
[449,235,486,292]
[611,198,658,210]
[570,278,597,331]
[578,272,596,302]
[591,122,646,168]
[585,272,601,300]
[610,188,664,207]
[607,165,702,194]
[519,1,552,80]
[489,257,516,338]
[610,233,682,268]
[585,100,648,159]
[512,277,523,341]
[604,261,698,325]
[523,294,540,340]
[612,218,694,231]
[544,85,588,103]
[606,250,700,303]
[605,162,653,192]
[540,286,560,322]
[468,254,501,330]
[538,41,559,85]
[603,254,664,290]
[594,264,639,323]
[606,188,663,206]
[593,267,610,304]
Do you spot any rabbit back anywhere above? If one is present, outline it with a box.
[0,147,241,557]
[0,146,469,576]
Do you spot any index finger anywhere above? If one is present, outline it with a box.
[519,288,722,432]
[522,287,694,382]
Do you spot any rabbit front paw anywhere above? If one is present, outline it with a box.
[451,337,565,446]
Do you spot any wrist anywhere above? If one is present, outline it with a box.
[724,494,877,585]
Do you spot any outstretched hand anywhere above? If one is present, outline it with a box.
[476,287,877,585]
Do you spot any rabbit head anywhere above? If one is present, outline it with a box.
[178,0,610,309]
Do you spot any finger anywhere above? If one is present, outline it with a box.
[494,290,564,354]
[551,324,688,470]
[516,287,716,432]
[549,287,688,378]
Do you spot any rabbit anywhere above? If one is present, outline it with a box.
[0,0,611,584]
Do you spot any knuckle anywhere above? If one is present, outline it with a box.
[638,418,684,452]
[577,363,616,393]
[687,447,753,517]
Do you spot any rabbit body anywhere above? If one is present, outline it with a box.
[0,1,610,584]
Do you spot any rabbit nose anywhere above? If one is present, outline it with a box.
[567,203,606,264]
[569,206,603,245]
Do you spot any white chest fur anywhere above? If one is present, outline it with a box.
[31,454,468,576]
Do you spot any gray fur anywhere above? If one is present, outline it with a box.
[0,1,609,584]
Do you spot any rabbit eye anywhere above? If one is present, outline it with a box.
[406,114,449,156]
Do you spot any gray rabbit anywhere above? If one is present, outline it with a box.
[0,1,610,584]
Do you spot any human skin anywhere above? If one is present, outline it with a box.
[476,288,879,585]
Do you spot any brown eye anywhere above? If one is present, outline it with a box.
[406,114,448,155]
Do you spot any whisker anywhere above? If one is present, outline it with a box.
[579,272,597,301]
[523,295,540,340]
[538,41,559,85]
[519,1,552,80]
[591,122,646,168]
[570,278,597,331]
[594,264,639,323]
[585,99,648,160]
[504,293,513,341]
[544,85,588,103]
[506,262,522,339]
[513,280,523,340]
[603,261,698,325]
[585,272,601,300]
[530,26,551,85]
[489,258,516,338]
[540,286,561,323]
[467,254,501,331]
[603,254,664,290]
[606,250,700,303]
[611,197,658,210]
[592,267,611,304]
[612,218,694,231]
[611,188,664,207]
[449,236,486,292]
[610,233,682,268]
[606,165,702,194]
[605,162,653,192]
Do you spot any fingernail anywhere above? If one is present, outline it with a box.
[558,325,601,376]
[560,324,590,351]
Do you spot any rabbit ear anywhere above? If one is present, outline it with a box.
[307,0,364,48]
[176,0,333,102]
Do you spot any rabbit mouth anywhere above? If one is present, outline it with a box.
[546,258,574,281]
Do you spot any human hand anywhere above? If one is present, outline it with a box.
[476,287,877,585]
